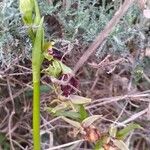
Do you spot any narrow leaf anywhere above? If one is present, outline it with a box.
[61,116,82,129]
[55,110,80,119]
[116,123,142,140]
[51,103,67,113]
[113,140,129,150]
[82,115,101,128]
[79,104,89,121]
[69,95,91,104]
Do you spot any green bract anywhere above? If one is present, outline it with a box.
[19,0,34,24]
[43,60,62,78]
[33,0,41,25]
[43,51,53,61]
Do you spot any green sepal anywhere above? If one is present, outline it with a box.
[79,104,89,122]
[42,60,62,78]
[43,52,53,61]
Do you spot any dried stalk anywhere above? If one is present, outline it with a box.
[73,0,137,74]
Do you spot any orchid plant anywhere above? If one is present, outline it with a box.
[19,0,79,149]
[19,0,142,150]
[19,0,43,149]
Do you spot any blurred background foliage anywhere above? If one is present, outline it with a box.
[0,1,144,60]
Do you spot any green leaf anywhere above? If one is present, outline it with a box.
[46,105,80,119]
[55,110,80,119]
[51,103,68,113]
[116,123,142,140]
[94,136,110,150]
[82,115,101,128]
[79,104,88,121]
[61,116,82,129]
[69,95,91,104]
[113,139,129,150]
[94,140,104,150]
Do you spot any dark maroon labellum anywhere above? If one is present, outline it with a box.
[60,74,79,97]
[48,48,63,60]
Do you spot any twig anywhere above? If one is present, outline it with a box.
[73,0,137,74]
[11,138,26,150]
[48,0,53,5]
[114,101,128,124]
[6,78,16,150]
[143,72,150,83]
[87,92,150,109]
[88,54,111,68]
[0,86,29,107]
[16,64,32,71]
[120,108,148,125]
[47,139,84,150]
[147,103,150,120]
[89,58,125,69]
[1,72,32,77]
[40,116,61,128]
[8,111,15,150]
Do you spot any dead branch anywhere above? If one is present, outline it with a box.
[73,0,137,74]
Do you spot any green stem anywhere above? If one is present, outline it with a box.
[20,0,43,149]
[32,18,44,150]
[33,80,41,150]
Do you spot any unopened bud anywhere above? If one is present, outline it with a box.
[19,0,34,24]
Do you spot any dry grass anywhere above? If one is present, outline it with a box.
[0,41,150,149]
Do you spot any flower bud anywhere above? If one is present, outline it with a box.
[19,0,34,24]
